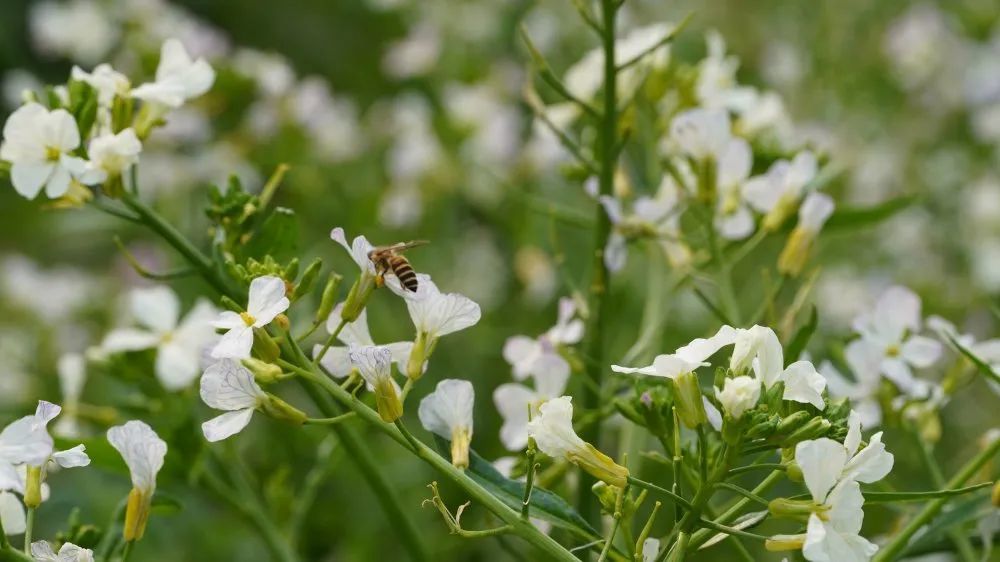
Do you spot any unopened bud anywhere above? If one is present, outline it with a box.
[777,226,815,277]
[252,327,281,362]
[340,274,376,322]
[781,417,831,447]
[592,481,617,514]
[775,411,811,435]
[284,258,301,280]
[768,497,817,522]
[241,358,283,385]
[315,273,343,324]
[260,394,307,425]
[24,466,42,509]
[292,258,322,301]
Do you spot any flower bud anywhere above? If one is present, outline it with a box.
[274,313,290,331]
[746,415,779,439]
[672,371,707,429]
[252,327,281,362]
[592,481,618,514]
[241,358,284,385]
[23,466,42,509]
[315,273,343,325]
[292,258,322,301]
[260,394,307,425]
[781,417,831,448]
[340,274,376,323]
[775,410,812,435]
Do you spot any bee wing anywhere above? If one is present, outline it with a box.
[376,240,429,253]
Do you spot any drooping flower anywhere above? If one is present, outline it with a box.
[599,175,691,271]
[54,353,87,437]
[389,274,481,380]
[312,304,412,379]
[734,325,827,409]
[199,360,268,442]
[131,39,215,108]
[0,102,92,200]
[30,541,94,562]
[612,325,738,379]
[714,136,756,240]
[848,285,942,393]
[350,345,403,423]
[716,375,760,420]
[503,297,583,382]
[103,286,218,389]
[106,421,167,542]
[527,396,629,487]
[778,192,835,276]
[494,368,569,451]
[418,379,475,468]
[743,151,818,231]
[211,276,289,360]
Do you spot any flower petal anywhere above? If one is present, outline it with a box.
[201,409,255,442]
[247,276,289,325]
[199,360,265,411]
[795,438,847,503]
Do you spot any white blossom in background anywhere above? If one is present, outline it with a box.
[313,305,413,379]
[714,136,755,240]
[30,541,94,562]
[212,276,289,360]
[106,421,167,541]
[527,396,628,487]
[54,353,87,438]
[848,285,942,394]
[382,21,442,80]
[0,102,94,200]
[743,151,818,231]
[199,360,267,442]
[669,107,731,162]
[71,64,130,107]
[820,342,885,428]
[600,175,691,271]
[503,297,583,382]
[29,0,118,65]
[778,192,835,276]
[494,366,569,451]
[419,379,475,468]
[104,286,218,389]
[131,38,216,108]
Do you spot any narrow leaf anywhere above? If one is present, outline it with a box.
[785,306,818,364]
[825,196,916,232]
[863,482,993,503]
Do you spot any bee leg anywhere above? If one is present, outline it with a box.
[375,271,385,288]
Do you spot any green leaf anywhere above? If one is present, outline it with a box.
[825,196,917,232]
[784,305,818,364]
[151,491,184,514]
[863,482,993,503]
[945,333,1000,386]
[903,494,990,555]
[244,207,300,262]
[431,436,599,540]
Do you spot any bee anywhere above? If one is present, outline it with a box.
[368,240,428,292]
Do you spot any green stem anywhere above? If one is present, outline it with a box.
[597,485,627,562]
[303,412,356,425]
[288,436,339,547]
[712,482,769,507]
[579,0,620,532]
[296,359,578,561]
[522,443,538,520]
[726,464,786,476]
[875,436,1000,562]
[689,469,784,549]
[626,477,692,510]
[22,508,34,555]
[911,430,977,562]
[120,541,134,562]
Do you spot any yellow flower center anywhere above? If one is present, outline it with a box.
[45,146,62,161]
[240,311,256,326]
[886,344,900,357]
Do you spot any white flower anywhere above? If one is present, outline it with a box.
[199,360,267,442]
[103,286,218,389]
[71,63,129,107]
[329,227,377,276]
[494,368,569,451]
[131,39,216,108]
[29,0,117,65]
[0,489,25,536]
[714,137,755,240]
[0,102,93,199]
[734,325,827,409]
[820,343,885,428]
[716,376,760,420]
[83,128,142,183]
[0,401,87,470]
[350,345,403,422]
[743,151,818,230]
[54,353,87,437]
[612,325,738,379]
[30,541,94,562]
[600,175,690,271]
[669,107,731,161]
[419,379,474,468]
[107,421,166,495]
[392,275,481,339]
[642,538,660,562]
[801,480,878,562]
[503,297,582,381]
[527,396,628,487]
[778,192,835,276]
[313,304,413,379]
[211,276,289,360]
[849,286,942,392]
[106,421,166,541]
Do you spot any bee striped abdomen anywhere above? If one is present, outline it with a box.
[389,255,419,292]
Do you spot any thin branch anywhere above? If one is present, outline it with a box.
[113,236,195,280]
